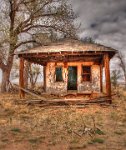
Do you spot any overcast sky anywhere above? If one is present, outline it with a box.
[72,0,126,52]
[71,0,126,72]
[0,0,126,82]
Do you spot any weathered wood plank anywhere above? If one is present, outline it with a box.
[14,84,46,101]
[18,51,105,58]
[43,66,46,92]
[100,64,103,92]
[19,94,115,106]
[19,58,25,98]
[104,54,111,102]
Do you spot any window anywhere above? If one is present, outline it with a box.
[82,66,91,82]
[55,67,63,82]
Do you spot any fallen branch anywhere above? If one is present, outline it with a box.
[73,131,82,137]
[13,84,46,101]
[26,98,111,107]
[12,84,115,107]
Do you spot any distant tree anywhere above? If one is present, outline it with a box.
[80,37,95,43]
[10,61,41,89]
[0,0,76,92]
[28,64,42,89]
[116,51,126,89]
[111,69,122,89]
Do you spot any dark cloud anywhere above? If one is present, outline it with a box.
[72,0,126,53]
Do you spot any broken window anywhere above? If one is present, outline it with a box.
[82,66,91,82]
[55,67,63,82]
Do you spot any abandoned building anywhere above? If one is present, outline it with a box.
[17,39,117,102]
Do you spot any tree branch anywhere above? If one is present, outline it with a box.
[15,0,54,34]
[15,40,41,49]
[21,24,72,37]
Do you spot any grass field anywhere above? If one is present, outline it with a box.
[0,90,126,150]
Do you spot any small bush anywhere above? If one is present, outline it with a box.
[89,138,105,144]
[11,128,21,133]
[95,128,105,135]
[28,137,41,144]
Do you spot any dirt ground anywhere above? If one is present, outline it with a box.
[0,90,126,150]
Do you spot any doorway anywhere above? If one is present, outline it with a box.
[67,66,77,90]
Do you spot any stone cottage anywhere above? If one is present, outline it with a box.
[17,39,117,102]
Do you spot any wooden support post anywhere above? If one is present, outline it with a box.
[24,60,30,88]
[100,64,103,93]
[43,65,46,92]
[19,57,25,98]
[104,54,111,103]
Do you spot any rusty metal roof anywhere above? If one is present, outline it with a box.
[16,39,118,55]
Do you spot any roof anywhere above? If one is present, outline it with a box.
[16,39,118,55]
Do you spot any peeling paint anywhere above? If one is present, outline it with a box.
[46,62,100,95]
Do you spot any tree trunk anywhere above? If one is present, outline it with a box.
[1,54,14,93]
[1,70,10,92]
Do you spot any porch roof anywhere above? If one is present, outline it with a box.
[16,39,118,65]
[16,39,117,55]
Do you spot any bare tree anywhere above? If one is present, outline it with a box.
[0,0,76,92]
[111,69,122,89]
[28,65,42,89]
[80,37,95,43]
[117,51,126,89]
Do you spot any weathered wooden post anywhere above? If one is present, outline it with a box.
[19,57,25,98]
[104,53,111,103]
[24,60,30,89]
[43,65,46,92]
[100,64,103,93]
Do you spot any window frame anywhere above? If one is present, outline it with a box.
[55,66,64,82]
[81,65,92,82]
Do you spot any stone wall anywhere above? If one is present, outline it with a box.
[46,62,67,95]
[78,65,100,93]
[46,62,100,95]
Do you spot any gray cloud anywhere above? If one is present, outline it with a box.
[72,0,126,52]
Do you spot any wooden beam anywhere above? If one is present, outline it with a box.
[18,51,109,58]
[104,54,111,102]
[43,66,46,92]
[19,57,25,98]
[21,54,103,59]
[22,55,102,63]
[14,84,46,101]
[24,60,29,88]
[100,64,103,93]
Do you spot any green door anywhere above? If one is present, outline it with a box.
[68,66,77,90]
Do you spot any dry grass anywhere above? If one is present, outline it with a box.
[0,90,126,150]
